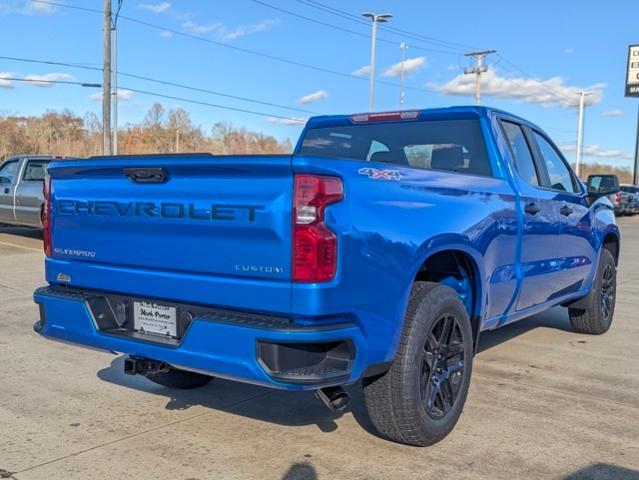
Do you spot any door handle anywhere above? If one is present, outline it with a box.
[124,167,168,184]
[560,205,573,216]
[524,202,541,215]
[3,188,8,194]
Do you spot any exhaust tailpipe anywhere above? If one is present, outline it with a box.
[315,386,350,412]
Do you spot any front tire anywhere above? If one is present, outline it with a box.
[144,367,214,389]
[363,282,474,446]
[568,248,617,335]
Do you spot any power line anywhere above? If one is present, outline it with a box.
[496,53,573,102]
[292,0,474,51]
[29,0,100,14]
[0,55,320,114]
[27,0,438,96]
[249,0,465,56]
[119,86,307,122]
[0,76,100,87]
[0,56,311,122]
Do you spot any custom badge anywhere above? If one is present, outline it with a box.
[358,167,402,181]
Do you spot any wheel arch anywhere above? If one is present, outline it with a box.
[409,238,486,351]
[602,230,620,266]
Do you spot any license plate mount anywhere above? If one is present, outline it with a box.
[133,301,177,337]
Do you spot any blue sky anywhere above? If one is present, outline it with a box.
[0,0,637,167]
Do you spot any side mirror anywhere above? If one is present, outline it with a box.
[587,174,620,198]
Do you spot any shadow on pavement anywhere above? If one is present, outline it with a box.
[281,462,318,480]
[97,356,377,435]
[477,306,574,353]
[95,307,579,441]
[0,225,42,240]
[563,463,639,480]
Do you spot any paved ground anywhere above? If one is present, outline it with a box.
[0,222,638,480]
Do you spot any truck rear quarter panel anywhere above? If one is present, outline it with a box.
[291,155,518,365]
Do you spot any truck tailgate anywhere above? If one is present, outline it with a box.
[47,154,293,309]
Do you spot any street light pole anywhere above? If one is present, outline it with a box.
[399,42,408,108]
[362,12,392,112]
[575,91,590,178]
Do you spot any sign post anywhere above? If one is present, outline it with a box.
[625,45,639,184]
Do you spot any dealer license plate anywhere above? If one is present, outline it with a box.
[133,301,177,337]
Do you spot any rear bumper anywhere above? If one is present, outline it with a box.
[33,286,370,390]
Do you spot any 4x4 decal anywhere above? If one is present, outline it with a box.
[358,167,402,181]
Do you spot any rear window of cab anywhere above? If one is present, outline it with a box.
[298,119,492,177]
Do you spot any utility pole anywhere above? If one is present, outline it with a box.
[102,0,112,155]
[633,104,639,185]
[575,91,591,178]
[464,50,496,105]
[399,42,408,108]
[362,12,392,112]
[111,0,123,155]
[112,26,118,155]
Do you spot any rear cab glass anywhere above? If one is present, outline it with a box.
[297,119,493,177]
[23,160,49,181]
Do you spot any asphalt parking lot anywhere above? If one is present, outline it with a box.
[0,222,638,480]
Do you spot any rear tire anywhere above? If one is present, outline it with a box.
[568,248,616,335]
[363,282,473,446]
[144,367,213,389]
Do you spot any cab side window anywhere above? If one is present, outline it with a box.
[0,161,19,185]
[532,132,578,193]
[501,121,539,186]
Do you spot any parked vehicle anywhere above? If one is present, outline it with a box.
[0,156,71,228]
[34,107,620,446]
[620,184,639,215]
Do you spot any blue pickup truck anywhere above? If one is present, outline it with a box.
[34,106,620,446]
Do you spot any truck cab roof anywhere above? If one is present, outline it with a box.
[305,105,540,132]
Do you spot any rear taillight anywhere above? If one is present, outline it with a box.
[615,192,622,204]
[292,174,343,282]
[43,175,51,257]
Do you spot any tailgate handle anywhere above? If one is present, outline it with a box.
[124,168,168,184]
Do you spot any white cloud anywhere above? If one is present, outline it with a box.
[564,48,575,55]
[24,1,55,15]
[266,117,307,126]
[382,56,427,77]
[297,89,328,105]
[447,64,458,71]
[89,89,134,101]
[0,72,80,88]
[160,30,172,38]
[0,1,56,15]
[434,70,605,108]
[351,65,371,77]
[182,19,277,41]
[601,109,623,118]
[220,19,278,41]
[137,2,171,13]
[560,144,633,161]
[0,72,15,89]
[182,20,221,34]
[23,73,74,87]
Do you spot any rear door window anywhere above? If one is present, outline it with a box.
[298,119,493,176]
[501,121,539,186]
